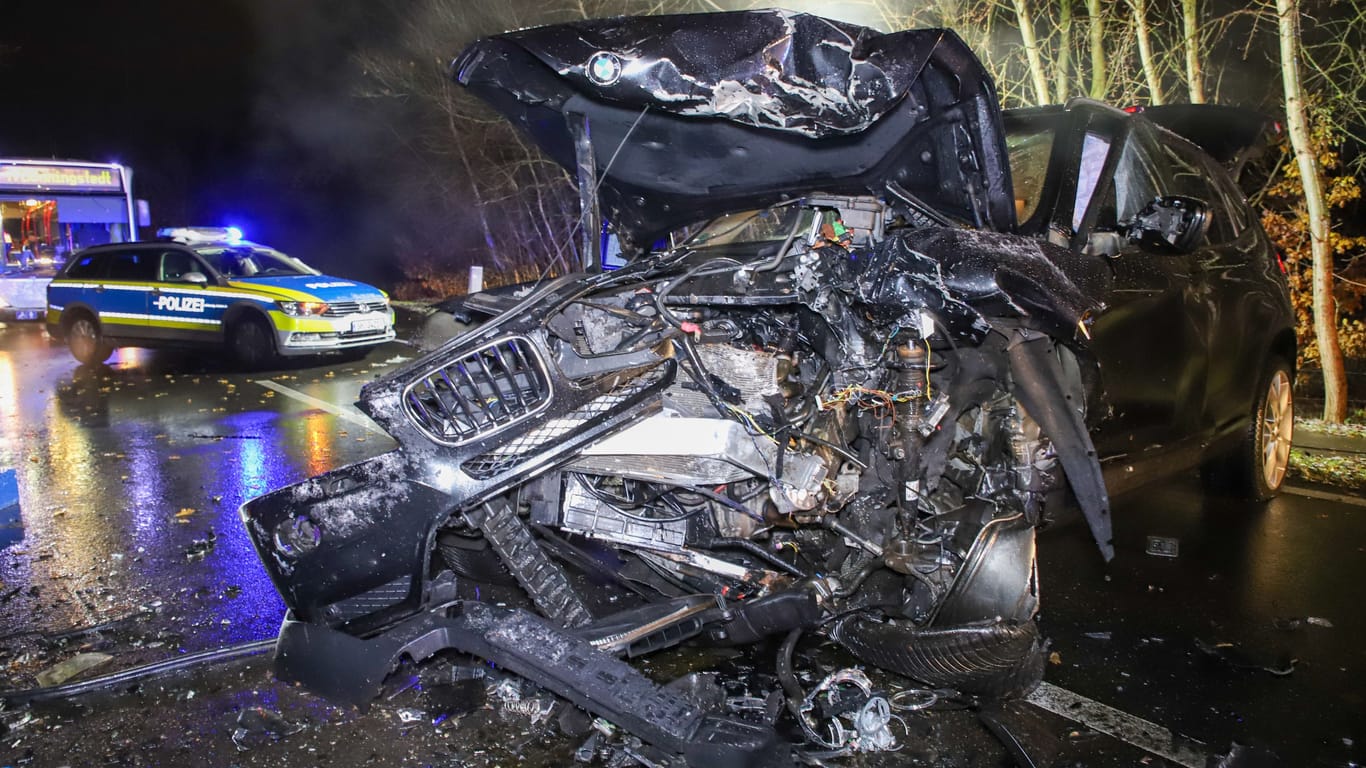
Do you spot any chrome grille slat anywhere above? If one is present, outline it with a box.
[324,300,388,317]
[402,336,551,445]
[461,365,668,479]
[489,346,528,410]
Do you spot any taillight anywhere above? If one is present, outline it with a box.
[1275,251,1288,275]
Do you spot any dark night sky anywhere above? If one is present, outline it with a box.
[0,0,405,286]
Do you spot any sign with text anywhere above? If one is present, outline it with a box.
[0,163,124,193]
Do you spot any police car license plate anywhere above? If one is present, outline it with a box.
[14,310,40,321]
[351,317,385,333]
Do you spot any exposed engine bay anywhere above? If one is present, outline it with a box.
[240,11,1121,766]
[242,196,1113,765]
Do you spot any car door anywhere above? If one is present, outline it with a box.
[47,249,104,320]
[145,248,219,343]
[1148,127,1268,438]
[1080,121,1210,460]
[96,247,158,341]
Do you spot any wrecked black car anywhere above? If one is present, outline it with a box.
[241,10,1294,765]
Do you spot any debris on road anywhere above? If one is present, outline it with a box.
[230,706,305,751]
[34,651,113,686]
[1209,741,1285,767]
[183,529,217,561]
[1273,616,1334,630]
[795,668,901,753]
[1145,536,1180,558]
[1196,639,1297,676]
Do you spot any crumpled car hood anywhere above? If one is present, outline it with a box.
[453,10,1016,246]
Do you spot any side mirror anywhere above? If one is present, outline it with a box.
[1123,195,1210,253]
[180,271,209,286]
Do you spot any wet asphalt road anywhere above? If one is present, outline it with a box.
[0,318,1363,767]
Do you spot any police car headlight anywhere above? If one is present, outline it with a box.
[279,301,328,316]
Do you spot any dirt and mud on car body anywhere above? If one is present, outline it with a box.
[241,10,1292,765]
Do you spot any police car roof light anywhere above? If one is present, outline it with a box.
[157,226,247,245]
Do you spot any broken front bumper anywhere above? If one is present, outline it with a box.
[271,602,780,768]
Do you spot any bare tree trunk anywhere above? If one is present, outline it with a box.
[1183,0,1205,103]
[1277,0,1347,421]
[1131,0,1164,104]
[1012,0,1052,105]
[454,136,498,260]
[1086,0,1107,99]
[1056,0,1073,102]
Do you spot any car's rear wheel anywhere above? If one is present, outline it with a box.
[67,314,112,366]
[229,316,277,370]
[1203,357,1294,501]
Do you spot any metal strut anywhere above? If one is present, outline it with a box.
[468,501,594,627]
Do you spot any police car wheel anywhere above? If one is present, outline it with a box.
[230,317,277,370]
[68,315,112,366]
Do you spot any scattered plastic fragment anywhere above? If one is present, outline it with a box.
[797,668,900,752]
[888,688,938,712]
[1145,536,1179,558]
[230,707,304,751]
[35,652,113,686]
[1274,616,1335,631]
[184,529,217,561]
[424,679,486,721]
[1196,639,1297,676]
[1083,631,1112,641]
[488,676,556,725]
[575,730,604,762]
[1208,741,1283,767]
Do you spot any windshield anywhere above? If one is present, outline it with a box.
[680,204,814,249]
[196,245,319,278]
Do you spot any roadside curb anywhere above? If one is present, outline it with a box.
[1293,428,1366,455]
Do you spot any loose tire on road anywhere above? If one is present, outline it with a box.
[229,316,277,370]
[67,315,112,366]
[1203,357,1294,501]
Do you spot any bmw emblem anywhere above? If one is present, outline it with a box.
[586,51,623,85]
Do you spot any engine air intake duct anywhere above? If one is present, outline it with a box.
[829,617,1044,699]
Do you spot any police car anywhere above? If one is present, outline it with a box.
[45,227,395,367]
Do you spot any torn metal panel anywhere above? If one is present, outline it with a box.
[453,10,1016,244]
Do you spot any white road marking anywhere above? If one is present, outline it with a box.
[1026,682,1206,767]
[255,379,388,435]
[1283,484,1366,507]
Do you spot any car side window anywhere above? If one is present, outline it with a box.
[63,252,105,279]
[1072,132,1113,231]
[104,250,158,282]
[1153,133,1235,244]
[1090,129,1164,233]
[160,250,207,281]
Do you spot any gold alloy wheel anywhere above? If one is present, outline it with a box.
[1262,368,1294,491]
